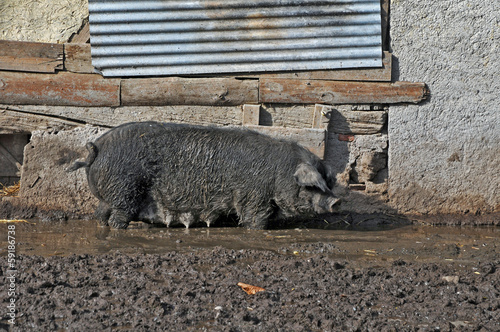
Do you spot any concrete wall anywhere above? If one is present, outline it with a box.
[389,1,500,215]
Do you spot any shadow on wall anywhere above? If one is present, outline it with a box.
[316,106,410,228]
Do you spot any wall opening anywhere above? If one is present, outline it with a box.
[0,134,30,187]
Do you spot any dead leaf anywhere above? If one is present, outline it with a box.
[442,276,459,284]
[237,282,265,295]
[0,219,27,223]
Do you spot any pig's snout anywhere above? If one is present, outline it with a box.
[326,197,341,212]
[312,194,340,214]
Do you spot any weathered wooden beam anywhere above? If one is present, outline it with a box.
[0,108,82,134]
[0,40,63,73]
[64,43,94,74]
[241,52,392,82]
[121,77,259,106]
[259,79,429,105]
[0,71,120,106]
[0,105,245,133]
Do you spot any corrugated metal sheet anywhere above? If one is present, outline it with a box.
[88,0,382,77]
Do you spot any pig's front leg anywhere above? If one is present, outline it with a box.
[238,207,272,230]
[108,208,132,229]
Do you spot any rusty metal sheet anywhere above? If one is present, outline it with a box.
[88,0,383,77]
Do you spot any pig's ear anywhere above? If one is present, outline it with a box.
[294,163,329,192]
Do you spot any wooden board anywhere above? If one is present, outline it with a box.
[240,52,392,82]
[122,77,259,106]
[0,71,120,107]
[0,105,245,133]
[65,43,94,74]
[259,79,429,105]
[381,0,390,50]
[0,40,63,73]
[0,108,82,134]
[69,22,90,44]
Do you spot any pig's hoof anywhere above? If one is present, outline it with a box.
[108,209,130,229]
[109,220,129,229]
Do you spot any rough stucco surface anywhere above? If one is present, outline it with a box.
[19,126,105,219]
[389,1,500,214]
[0,0,88,43]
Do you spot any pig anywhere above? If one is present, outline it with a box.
[68,121,340,229]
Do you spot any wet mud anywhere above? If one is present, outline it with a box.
[0,220,499,331]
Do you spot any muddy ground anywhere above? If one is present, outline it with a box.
[0,220,499,331]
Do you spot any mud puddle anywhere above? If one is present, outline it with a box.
[1,220,499,331]
[1,220,498,267]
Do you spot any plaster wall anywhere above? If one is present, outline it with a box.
[0,0,88,43]
[389,0,499,214]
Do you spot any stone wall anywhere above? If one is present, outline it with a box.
[1,104,393,220]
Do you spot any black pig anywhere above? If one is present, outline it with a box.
[68,122,339,229]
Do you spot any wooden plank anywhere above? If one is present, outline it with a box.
[121,77,259,106]
[64,43,94,74]
[381,0,390,50]
[0,71,120,107]
[245,125,326,158]
[0,105,245,132]
[313,105,330,129]
[0,108,82,134]
[69,22,90,44]
[259,79,429,105]
[0,40,63,73]
[240,52,392,82]
[316,104,387,135]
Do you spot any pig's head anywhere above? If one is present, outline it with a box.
[291,163,340,216]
